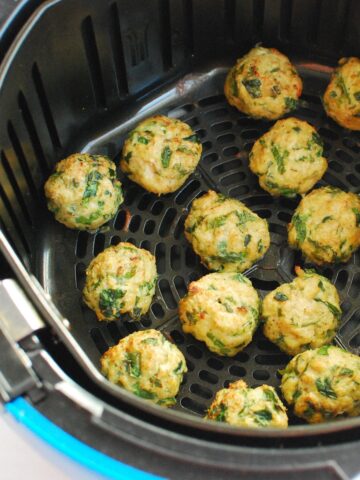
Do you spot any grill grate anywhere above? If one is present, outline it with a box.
[38,67,360,424]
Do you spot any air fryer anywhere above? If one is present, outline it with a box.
[0,0,359,478]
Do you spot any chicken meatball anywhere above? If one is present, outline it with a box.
[281,346,360,423]
[262,266,341,356]
[120,115,202,194]
[249,118,327,197]
[83,242,157,321]
[224,46,302,120]
[179,272,260,356]
[288,186,360,265]
[101,329,187,406]
[323,57,360,131]
[206,380,288,428]
[44,153,123,230]
[184,190,270,273]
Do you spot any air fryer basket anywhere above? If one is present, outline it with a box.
[1,0,360,439]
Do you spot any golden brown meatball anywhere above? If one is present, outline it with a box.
[184,190,270,273]
[44,153,123,230]
[120,115,202,194]
[323,57,360,130]
[83,242,157,321]
[281,346,360,423]
[101,329,187,407]
[179,272,260,357]
[206,380,288,428]
[224,46,302,120]
[262,266,341,356]
[249,118,327,197]
[288,186,360,265]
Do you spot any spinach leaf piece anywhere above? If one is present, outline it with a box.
[315,377,337,399]
[242,78,262,98]
[161,146,172,168]
[99,288,125,317]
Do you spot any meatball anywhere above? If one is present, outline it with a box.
[281,346,360,423]
[179,272,260,356]
[249,118,327,197]
[262,266,341,356]
[83,242,157,321]
[323,57,360,131]
[288,186,360,265]
[184,190,270,273]
[44,154,123,230]
[101,329,187,407]
[120,115,202,194]
[206,380,288,428]
[224,46,302,120]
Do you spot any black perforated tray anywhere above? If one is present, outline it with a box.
[36,64,360,424]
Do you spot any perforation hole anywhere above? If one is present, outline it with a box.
[204,108,228,120]
[170,245,181,270]
[174,215,186,240]
[138,193,153,210]
[297,107,317,118]
[170,329,184,344]
[329,161,343,173]
[198,94,225,106]
[181,397,205,415]
[335,270,348,291]
[207,357,224,371]
[129,215,141,233]
[190,383,213,400]
[277,211,292,223]
[256,209,272,219]
[174,276,187,298]
[106,322,121,343]
[155,242,166,274]
[151,302,165,319]
[115,209,130,230]
[229,365,246,377]
[199,370,218,384]
[211,121,233,133]
[269,222,287,236]
[151,201,164,215]
[144,219,155,235]
[140,316,151,328]
[253,369,270,380]
[93,233,105,256]
[175,180,201,205]
[244,195,274,207]
[336,149,353,163]
[241,129,260,139]
[229,185,250,196]
[187,344,203,359]
[110,235,121,246]
[185,247,199,268]
[340,310,360,338]
[124,321,137,334]
[349,273,360,298]
[349,333,360,349]
[124,187,138,206]
[202,141,212,151]
[234,351,250,362]
[346,174,360,187]
[159,208,177,237]
[159,279,177,309]
[211,159,240,175]
[140,240,151,251]
[90,328,108,354]
[76,231,89,258]
[202,152,218,164]
[257,339,279,352]
[75,262,86,290]
[343,138,360,153]
[217,133,235,144]
[255,354,289,365]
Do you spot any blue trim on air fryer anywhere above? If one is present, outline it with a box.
[6,397,165,480]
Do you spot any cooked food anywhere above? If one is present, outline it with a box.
[184,190,270,273]
[262,266,341,356]
[44,153,123,230]
[224,46,302,120]
[83,242,157,321]
[179,272,260,356]
[288,186,360,265]
[206,380,288,428]
[281,346,360,423]
[101,329,187,406]
[323,57,360,130]
[120,115,202,194]
[249,118,327,197]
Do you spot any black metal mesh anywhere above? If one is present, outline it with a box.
[39,67,360,424]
